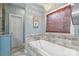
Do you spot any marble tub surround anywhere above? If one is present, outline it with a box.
[25,33,79,51]
[27,40,79,56]
[25,34,42,50]
[44,33,79,50]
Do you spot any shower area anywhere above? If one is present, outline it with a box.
[0,3,25,56]
[0,3,11,56]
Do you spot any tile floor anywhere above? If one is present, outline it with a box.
[12,48,29,56]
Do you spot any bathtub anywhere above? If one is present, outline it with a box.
[26,40,79,56]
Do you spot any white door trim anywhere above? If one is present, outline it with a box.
[9,13,23,34]
[9,13,24,48]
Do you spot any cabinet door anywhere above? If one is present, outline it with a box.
[0,35,11,56]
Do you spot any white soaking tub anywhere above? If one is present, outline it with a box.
[26,40,79,56]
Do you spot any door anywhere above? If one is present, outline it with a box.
[9,14,23,48]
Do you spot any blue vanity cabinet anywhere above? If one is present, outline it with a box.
[0,34,11,56]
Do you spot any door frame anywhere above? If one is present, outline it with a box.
[9,13,24,48]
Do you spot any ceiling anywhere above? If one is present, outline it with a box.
[11,3,79,13]
[38,3,52,11]
[11,3,67,11]
[11,3,25,8]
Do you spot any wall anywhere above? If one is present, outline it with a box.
[5,4,25,33]
[4,4,25,43]
[70,16,79,36]
[0,4,2,32]
[4,3,46,41]
[74,25,79,36]
[72,3,79,36]
[70,20,74,35]
[74,25,79,35]
[0,3,5,33]
[72,15,79,36]
[25,4,45,37]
